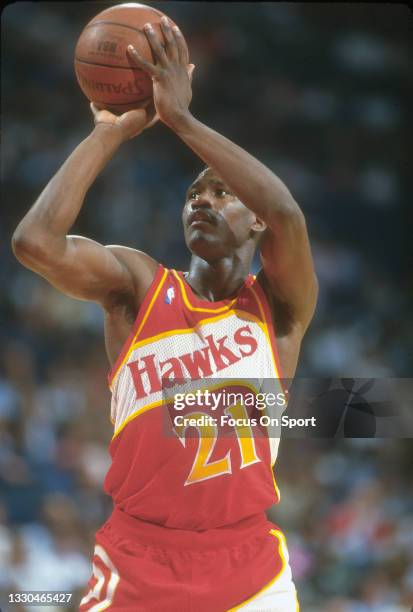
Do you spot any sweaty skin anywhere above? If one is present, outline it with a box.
[12,17,317,381]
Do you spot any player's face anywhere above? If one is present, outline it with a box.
[182,169,258,259]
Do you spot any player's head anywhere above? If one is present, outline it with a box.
[182,167,266,261]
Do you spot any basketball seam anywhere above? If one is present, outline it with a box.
[75,58,146,70]
[82,20,148,36]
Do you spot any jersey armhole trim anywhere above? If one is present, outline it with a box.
[107,264,168,389]
[249,279,285,381]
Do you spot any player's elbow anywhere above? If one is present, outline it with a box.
[12,226,50,268]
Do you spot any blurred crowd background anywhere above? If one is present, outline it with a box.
[1,2,412,610]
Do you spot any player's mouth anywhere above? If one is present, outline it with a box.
[188,210,217,227]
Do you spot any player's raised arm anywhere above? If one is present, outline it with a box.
[12,106,159,310]
[129,17,318,334]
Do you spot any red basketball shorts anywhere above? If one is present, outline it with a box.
[79,508,299,611]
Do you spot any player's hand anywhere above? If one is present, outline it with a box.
[126,16,195,129]
[90,101,159,141]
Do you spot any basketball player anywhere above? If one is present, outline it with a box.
[12,17,317,612]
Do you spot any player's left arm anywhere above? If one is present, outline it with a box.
[128,17,318,333]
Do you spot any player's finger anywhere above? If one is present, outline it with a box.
[143,23,168,66]
[90,102,106,123]
[90,102,98,117]
[146,110,160,129]
[172,25,189,65]
[160,16,178,63]
[127,44,158,76]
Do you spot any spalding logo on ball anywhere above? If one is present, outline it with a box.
[74,3,189,114]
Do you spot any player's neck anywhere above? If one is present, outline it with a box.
[185,255,251,302]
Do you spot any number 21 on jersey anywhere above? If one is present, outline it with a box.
[174,402,261,486]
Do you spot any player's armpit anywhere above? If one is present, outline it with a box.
[105,244,159,309]
[259,208,318,335]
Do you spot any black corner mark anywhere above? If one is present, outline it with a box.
[288,378,395,438]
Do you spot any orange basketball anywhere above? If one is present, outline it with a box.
[74,3,188,114]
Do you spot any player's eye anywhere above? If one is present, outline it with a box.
[215,188,228,197]
[188,191,199,200]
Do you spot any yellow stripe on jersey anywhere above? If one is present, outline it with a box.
[249,285,281,381]
[110,268,168,389]
[112,379,264,440]
[127,308,264,353]
[249,285,284,492]
[271,464,281,500]
[172,269,238,313]
[112,397,167,439]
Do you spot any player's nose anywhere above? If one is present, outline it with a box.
[187,192,218,226]
[191,192,213,208]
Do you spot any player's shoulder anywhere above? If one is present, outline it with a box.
[106,244,158,272]
[105,244,160,308]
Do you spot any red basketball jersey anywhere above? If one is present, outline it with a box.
[105,265,285,530]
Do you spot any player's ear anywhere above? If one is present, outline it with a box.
[251,216,267,234]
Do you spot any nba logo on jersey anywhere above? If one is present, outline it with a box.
[165,286,175,304]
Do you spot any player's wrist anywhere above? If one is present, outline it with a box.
[164,109,194,133]
[92,123,125,149]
